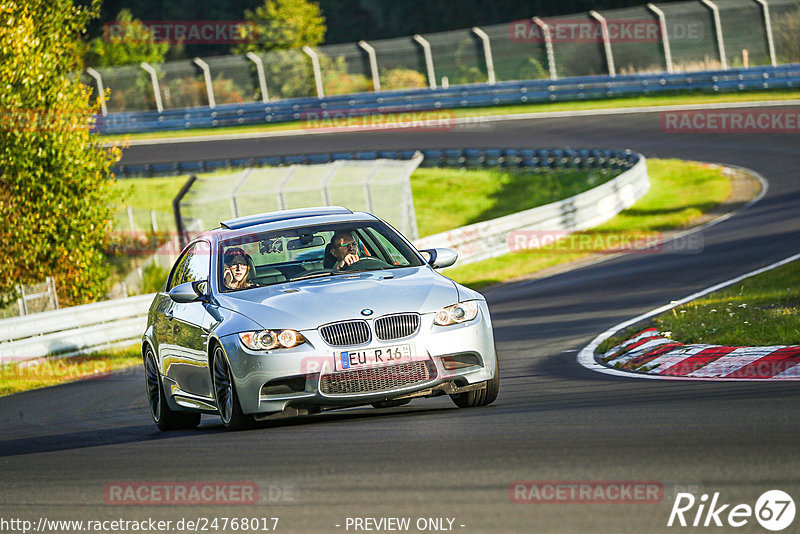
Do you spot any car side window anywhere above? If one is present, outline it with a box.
[167,241,210,291]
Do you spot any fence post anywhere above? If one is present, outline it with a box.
[230,168,252,218]
[302,46,325,98]
[358,41,381,92]
[127,205,137,235]
[173,174,197,250]
[472,27,497,84]
[533,18,558,80]
[245,52,270,102]
[700,0,728,69]
[47,276,59,310]
[85,68,108,116]
[754,0,778,67]
[413,35,437,89]
[192,57,216,109]
[150,209,159,233]
[647,3,674,74]
[140,62,164,113]
[589,11,616,78]
[17,284,27,316]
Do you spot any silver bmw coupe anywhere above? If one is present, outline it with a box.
[142,206,498,430]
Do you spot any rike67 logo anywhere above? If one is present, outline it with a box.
[668,490,795,531]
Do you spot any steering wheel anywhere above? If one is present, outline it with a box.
[340,257,391,271]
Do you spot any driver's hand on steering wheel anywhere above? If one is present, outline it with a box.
[337,252,359,269]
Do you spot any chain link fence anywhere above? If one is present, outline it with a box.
[85,0,800,114]
[178,156,423,243]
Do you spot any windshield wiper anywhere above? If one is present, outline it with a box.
[289,270,336,282]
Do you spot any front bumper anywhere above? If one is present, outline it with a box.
[218,301,496,415]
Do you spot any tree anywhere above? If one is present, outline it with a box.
[235,0,326,54]
[83,8,168,68]
[0,0,121,308]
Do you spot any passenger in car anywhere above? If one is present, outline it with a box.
[223,247,255,290]
[326,231,360,270]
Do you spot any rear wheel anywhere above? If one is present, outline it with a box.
[212,345,254,431]
[450,351,500,408]
[144,347,201,431]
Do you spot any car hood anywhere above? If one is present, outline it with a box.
[214,267,460,330]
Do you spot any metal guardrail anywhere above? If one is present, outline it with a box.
[98,63,800,137]
[118,146,637,178]
[413,153,648,264]
[0,294,154,362]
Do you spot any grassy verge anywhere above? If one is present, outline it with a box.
[411,167,615,237]
[0,345,142,397]
[103,89,800,142]
[446,159,732,289]
[597,260,800,355]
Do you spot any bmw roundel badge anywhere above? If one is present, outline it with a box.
[361,308,374,316]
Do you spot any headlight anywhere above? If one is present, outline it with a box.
[238,330,305,350]
[434,301,479,326]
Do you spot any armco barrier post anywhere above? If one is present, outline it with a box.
[700,0,727,70]
[140,62,163,113]
[472,27,497,85]
[302,46,325,98]
[193,57,216,109]
[647,3,674,74]
[754,0,778,68]
[85,68,108,116]
[358,41,381,92]
[246,52,270,102]
[413,35,437,89]
[532,17,557,80]
[589,11,616,78]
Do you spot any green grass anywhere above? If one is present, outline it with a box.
[411,167,616,237]
[103,89,800,142]
[653,261,800,346]
[0,346,142,397]
[597,260,800,353]
[445,159,732,289]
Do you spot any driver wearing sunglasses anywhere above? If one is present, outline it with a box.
[223,247,255,290]
[328,231,360,270]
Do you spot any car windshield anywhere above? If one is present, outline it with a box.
[218,220,424,292]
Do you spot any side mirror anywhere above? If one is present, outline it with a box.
[420,248,458,269]
[169,281,206,303]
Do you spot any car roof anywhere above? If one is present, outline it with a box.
[196,207,380,244]
[220,206,353,230]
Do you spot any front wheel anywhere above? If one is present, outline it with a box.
[144,347,201,431]
[212,345,254,431]
[450,351,500,408]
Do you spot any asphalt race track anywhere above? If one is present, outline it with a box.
[2,105,799,533]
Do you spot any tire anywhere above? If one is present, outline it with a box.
[212,345,254,431]
[371,399,412,409]
[450,351,500,408]
[144,347,201,431]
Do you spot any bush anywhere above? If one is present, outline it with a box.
[322,55,373,95]
[380,68,428,90]
[0,0,121,308]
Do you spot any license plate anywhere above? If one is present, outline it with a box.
[336,345,412,371]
